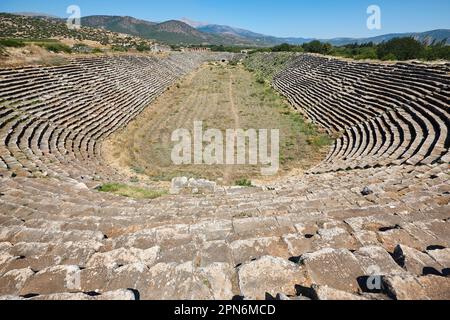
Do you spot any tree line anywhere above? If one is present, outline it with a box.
[251,38,450,61]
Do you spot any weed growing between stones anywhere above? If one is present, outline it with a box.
[96,183,167,200]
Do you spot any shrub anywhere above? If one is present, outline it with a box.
[112,46,128,52]
[39,42,72,53]
[376,38,424,61]
[0,45,7,56]
[132,166,145,174]
[381,53,398,61]
[235,179,253,187]
[256,76,265,84]
[0,38,25,47]
[136,42,150,52]
[354,48,378,60]
[422,45,450,61]
[72,44,93,53]
[302,40,332,54]
[271,43,304,52]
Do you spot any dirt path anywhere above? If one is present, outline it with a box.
[223,69,241,183]
[228,70,241,129]
[102,62,331,185]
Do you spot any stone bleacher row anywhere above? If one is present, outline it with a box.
[0,53,219,184]
[271,54,450,172]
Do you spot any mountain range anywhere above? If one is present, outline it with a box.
[190,20,450,46]
[9,13,450,47]
[80,15,258,46]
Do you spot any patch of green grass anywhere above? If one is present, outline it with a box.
[96,183,166,200]
[233,211,254,218]
[111,46,128,52]
[37,42,72,53]
[22,38,60,43]
[286,112,315,134]
[235,179,253,187]
[0,38,25,47]
[202,278,211,288]
[131,166,145,174]
[29,99,42,105]
[307,135,334,147]
[284,112,332,147]
[255,74,265,84]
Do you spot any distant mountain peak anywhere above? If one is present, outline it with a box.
[155,20,204,35]
[179,17,210,28]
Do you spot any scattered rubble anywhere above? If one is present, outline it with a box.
[170,177,217,195]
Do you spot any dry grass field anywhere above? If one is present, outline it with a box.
[0,44,70,67]
[102,62,331,185]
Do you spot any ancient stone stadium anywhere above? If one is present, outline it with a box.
[0,10,449,302]
[0,50,449,301]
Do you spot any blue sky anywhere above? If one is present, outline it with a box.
[1,0,449,38]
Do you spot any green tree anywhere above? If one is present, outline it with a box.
[376,37,425,61]
[271,43,303,52]
[136,41,150,52]
[302,41,332,54]
[422,42,450,60]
